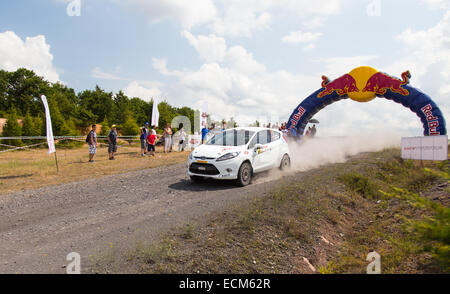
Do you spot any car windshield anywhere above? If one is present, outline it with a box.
[207,130,255,146]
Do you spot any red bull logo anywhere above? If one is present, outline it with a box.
[289,105,306,129]
[362,71,411,96]
[287,66,447,137]
[317,74,359,98]
[316,67,412,102]
[421,104,440,135]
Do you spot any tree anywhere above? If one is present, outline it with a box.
[130,97,151,126]
[32,116,44,143]
[6,68,50,117]
[120,116,139,136]
[21,112,34,137]
[111,91,131,125]
[120,116,139,144]
[78,85,113,122]
[74,107,97,129]
[100,117,110,136]
[48,99,72,136]
[0,68,202,142]
[2,108,22,146]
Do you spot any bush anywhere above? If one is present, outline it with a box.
[381,187,450,272]
[2,108,22,147]
[100,118,110,136]
[338,173,379,199]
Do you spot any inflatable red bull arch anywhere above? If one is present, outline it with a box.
[286,66,447,137]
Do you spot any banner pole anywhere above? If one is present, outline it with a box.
[54,151,59,173]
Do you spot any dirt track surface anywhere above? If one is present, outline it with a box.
[0,163,287,273]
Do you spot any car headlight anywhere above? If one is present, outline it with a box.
[216,152,240,162]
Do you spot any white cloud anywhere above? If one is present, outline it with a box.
[312,11,450,136]
[420,0,450,9]
[212,0,273,37]
[210,0,340,37]
[315,55,378,78]
[123,81,162,101]
[282,31,322,43]
[150,34,317,125]
[281,0,340,16]
[0,31,60,82]
[225,46,266,75]
[126,0,217,28]
[91,67,125,80]
[302,44,316,51]
[385,10,450,132]
[182,31,227,63]
[302,16,325,29]
[125,0,340,37]
[151,57,184,77]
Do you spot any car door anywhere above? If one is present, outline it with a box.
[267,130,282,167]
[251,130,274,172]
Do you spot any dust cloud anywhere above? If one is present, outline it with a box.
[289,129,401,171]
[254,129,401,184]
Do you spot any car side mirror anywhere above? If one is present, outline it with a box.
[254,143,263,150]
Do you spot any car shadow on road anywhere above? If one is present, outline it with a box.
[168,178,240,192]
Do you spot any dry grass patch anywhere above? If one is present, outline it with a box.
[0,144,189,194]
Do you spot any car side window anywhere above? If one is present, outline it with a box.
[256,130,271,145]
[271,131,280,141]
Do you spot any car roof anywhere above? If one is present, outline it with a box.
[227,127,280,132]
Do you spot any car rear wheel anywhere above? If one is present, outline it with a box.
[280,154,291,170]
[236,162,252,186]
[190,175,204,183]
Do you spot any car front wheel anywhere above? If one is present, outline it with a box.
[280,154,291,170]
[236,162,252,186]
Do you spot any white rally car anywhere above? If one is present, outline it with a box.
[187,127,291,186]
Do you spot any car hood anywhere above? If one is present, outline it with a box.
[192,144,245,159]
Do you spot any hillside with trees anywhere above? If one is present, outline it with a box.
[0,68,197,144]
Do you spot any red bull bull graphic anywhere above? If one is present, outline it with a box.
[317,74,359,98]
[362,71,411,96]
[286,66,446,137]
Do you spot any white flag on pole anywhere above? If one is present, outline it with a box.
[40,95,56,154]
[151,98,159,127]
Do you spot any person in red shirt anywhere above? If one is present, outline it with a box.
[146,131,157,157]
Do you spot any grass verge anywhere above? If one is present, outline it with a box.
[90,148,449,274]
[0,144,189,194]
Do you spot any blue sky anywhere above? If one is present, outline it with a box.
[0,0,449,135]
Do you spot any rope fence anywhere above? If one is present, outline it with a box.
[0,136,140,140]
[0,136,142,153]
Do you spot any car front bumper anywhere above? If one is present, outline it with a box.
[186,157,242,180]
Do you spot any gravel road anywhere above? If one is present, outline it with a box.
[0,163,290,273]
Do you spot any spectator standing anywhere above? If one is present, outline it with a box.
[140,127,147,156]
[107,125,118,160]
[311,124,317,138]
[140,122,149,156]
[201,123,215,144]
[88,124,97,163]
[178,127,186,152]
[146,129,157,157]
[163,123,173,153]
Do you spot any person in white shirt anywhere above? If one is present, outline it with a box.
[178,127,186,152]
